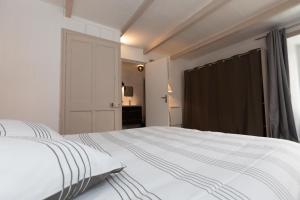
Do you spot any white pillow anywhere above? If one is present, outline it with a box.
[0,137,123,200]
[0,120,62,139]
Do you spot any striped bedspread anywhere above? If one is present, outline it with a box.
[65,127,300,200]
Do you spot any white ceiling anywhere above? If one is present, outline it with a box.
[132,0,280,48]
[122,0,212,47]
[153,0,282,55]
[184,3,300,59]
[269,4,300,25]
[43,0,300,59]
[43,0,144,29]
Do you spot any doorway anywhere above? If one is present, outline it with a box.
[121,60,146,129]
[121,57,171,129]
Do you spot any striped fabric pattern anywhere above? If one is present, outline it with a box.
[24,122,54,139]
[0,137,123,200]
[0,122,6,136]
[65,127,300,200]
[33,138,93,200]
[78,134,162,200]
[0,120,62,138]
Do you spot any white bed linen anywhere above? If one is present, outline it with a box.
[65,127,300,200]
[0,119,62,138]
[0,137,123,200]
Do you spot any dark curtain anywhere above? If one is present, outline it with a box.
[183,49,266,137]
[266,29,298,142]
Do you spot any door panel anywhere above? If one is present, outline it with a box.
[68,111,93,133]
[94,110,115,132]
[94,44,116,108]
[145,58,169,126]
[62,30,121,134]
[68,39,93,107]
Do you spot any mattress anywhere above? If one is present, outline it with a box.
[65,127,300,200]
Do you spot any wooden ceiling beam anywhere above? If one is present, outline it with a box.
[143,0,229,54]
[170,0,300,60]
[65,0,74,18]
[121,0,154,36]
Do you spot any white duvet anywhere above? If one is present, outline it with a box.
[65,127,300,200]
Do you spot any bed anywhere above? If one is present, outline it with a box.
[65,126,300,200]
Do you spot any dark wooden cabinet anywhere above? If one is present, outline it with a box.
[122,106,144,128]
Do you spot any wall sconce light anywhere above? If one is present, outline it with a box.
[137,64,144,72]
[168,83,173,94]
[121,82,125,103]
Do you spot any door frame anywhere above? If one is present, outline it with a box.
[59,29,121,134]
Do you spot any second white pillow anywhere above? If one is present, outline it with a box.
[0,119,62,139]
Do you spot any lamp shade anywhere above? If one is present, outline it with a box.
[124,86,133,97]
[168,83,173,94]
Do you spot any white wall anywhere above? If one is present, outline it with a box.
[169,36,267,126]
[121,45,147,63]
[0,0,120,131]
[287,35,300,139]
[121,44,168,64]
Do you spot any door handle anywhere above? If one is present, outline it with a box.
[161,95,168,103]
[110,102,121,108]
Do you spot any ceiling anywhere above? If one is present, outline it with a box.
[43,0,300,59]
[43,0,144,29]
[122,0,212,47]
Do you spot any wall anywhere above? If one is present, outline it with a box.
[121,44,168,64]
[169,36,267,126]
[287,35,300,139]
[122,62,145,106]
[121,45,147,63]
[0,0,120,131]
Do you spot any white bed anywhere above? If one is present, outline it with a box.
[65,127,300,200]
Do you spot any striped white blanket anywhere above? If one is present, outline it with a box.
[65,127,300,200]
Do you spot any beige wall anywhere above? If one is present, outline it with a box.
[0,0,120,131]
[122,62,145,107]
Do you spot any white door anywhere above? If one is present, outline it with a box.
[61,30,121,134]
[145,58,169,126]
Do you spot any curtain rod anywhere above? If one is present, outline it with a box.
[255,21,300,41]
[187,48,261,72]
